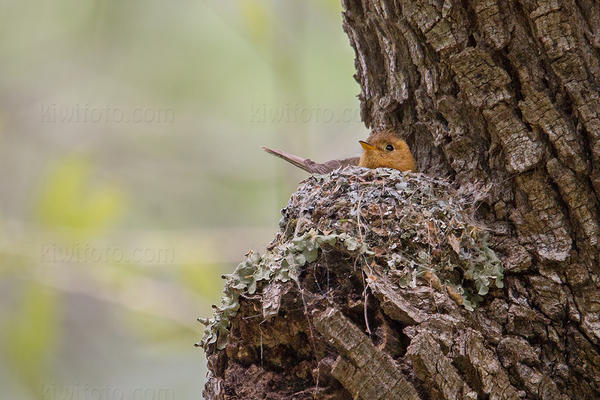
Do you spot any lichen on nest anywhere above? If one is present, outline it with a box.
[199,166,503,350]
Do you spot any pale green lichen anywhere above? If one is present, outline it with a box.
[200,167,504,348]
[199,229,372,350]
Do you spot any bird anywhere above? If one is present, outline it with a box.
[262,130,416,174]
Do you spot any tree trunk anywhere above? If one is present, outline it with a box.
[201,0,600,398]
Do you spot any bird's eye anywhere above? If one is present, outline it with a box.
[385,144,394,151]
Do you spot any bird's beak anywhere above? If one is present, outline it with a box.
[359,140,375,151]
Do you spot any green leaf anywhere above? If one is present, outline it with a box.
[36,157,125,235]
[4,283,58,394]
[239,0,272,45]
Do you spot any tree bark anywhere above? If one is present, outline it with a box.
[201,0,600,399]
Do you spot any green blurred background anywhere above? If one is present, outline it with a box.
[0,1,365,398]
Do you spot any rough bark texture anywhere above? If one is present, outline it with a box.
[202,0,600,399]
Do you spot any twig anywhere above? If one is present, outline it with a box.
[295,281,320,391]
[356,189,365,243]
[362,268,372,336]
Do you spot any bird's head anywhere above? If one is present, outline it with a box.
[358,131,416,172]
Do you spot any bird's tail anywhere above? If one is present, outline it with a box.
[262,146,360,174]
[261,146,318,173]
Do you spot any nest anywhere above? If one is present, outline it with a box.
[200,167,503,351]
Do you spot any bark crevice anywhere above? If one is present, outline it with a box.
[202,1,600,398]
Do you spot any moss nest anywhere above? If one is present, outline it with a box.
[200,166,503,352]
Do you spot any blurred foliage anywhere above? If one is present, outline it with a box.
[180,262,225,301]
[240,0,273,45]
[0,0,360,398]
[3,283,58,397]
[36,157,125,234]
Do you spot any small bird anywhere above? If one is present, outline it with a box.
[262,130,416,174]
